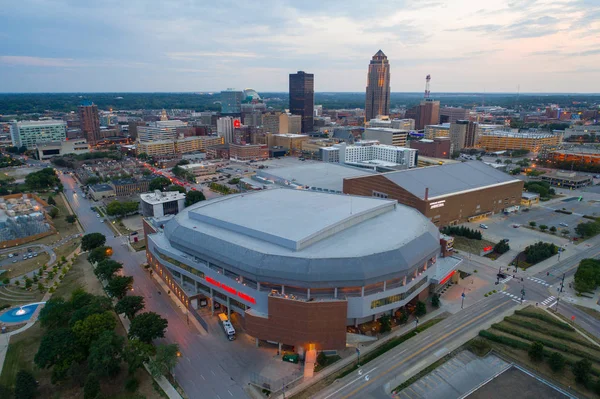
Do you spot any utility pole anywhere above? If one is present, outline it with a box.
[554,274,565,312]
[461,290,466,309]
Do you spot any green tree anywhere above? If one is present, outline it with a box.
[379,315,392,333]
[494,241,510,254]
[106,275,134,299]
[72,312,117,348]
[575,221,600,238]
[167,184,186,194]
[503,159,512,164]
[561,229,570,237]
[148,344,179,378]
[129,312,168,343]
[0,384,12,399]
[573,259,600,293]
[123,339,154,375]
[539,225,548,232]
[415,301,427,317]
[548,352,565,372]
[115,295,145,319]
[88,246,112,264]
[528,341,544,362]
[572,358,592,384]
[83,373,101,399]
[529,221,536,228]
[94,259,123,281]
[47,195,56,206]
[38,297,73,329]
[69,295,113,327]
[81,233,107,251]
[88,330,124,377]
[185,190,206,206]
[137,152,149,160]
[65,214,77,224]
[25,278,32,289]
[431,294,440,307]
[14,370,38,399]
[549,226,557,233]
[34,328,85,383]
[149,177,170,191]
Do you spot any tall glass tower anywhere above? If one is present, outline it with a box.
[289,71,314,133]
[365,50,391,121]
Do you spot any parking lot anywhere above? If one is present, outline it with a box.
[462,191,600,251]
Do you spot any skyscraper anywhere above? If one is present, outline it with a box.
[365,50,391,121]
[414,99,440,130]
[220,89,244,114]
[289,71,314,133]
[78,101,101,145]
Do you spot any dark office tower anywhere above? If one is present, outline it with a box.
[365,50,391,121]
[78,101,101,145]
[289,71,314,133]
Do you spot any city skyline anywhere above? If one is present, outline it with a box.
[1,0,600,93]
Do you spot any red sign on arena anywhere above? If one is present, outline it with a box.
[204,276,256,304]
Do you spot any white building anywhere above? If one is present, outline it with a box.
[10,120,67,149]
[137,120,187,142]
[321,141,417,170]
[367,118,415,131]
[562,125,600,138]
[217,116,236,144]
[35,139,90,160]
[140,190,186,217]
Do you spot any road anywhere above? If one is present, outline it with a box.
[313,294,517,399]
[59,173,251,399]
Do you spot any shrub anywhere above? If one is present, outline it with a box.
[478,330,530,350]
[573,359,592,385]
[415,301,427,317]
[431,294,440,308]
[504,317,595,349]
[549,352,566,372]
[549,226,557,233]
[523,241,558,264]
[528,342,545,362]
[125,376,139,392]
[494,241,510,254]
[379,315,392,333]
[529,221,536,228]
[440,226,482,240]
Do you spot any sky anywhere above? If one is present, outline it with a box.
[0,0,599,93]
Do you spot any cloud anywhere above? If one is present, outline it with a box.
[0,56,79,67]
[165,52,262,60]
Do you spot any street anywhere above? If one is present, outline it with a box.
[60,173,251,399]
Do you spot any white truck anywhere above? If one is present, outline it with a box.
[218,313,236,341]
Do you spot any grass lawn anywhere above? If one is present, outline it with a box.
[0,253,50,280]
[53,239,81,262]
[53,255,104,298]
[0,322,45,388]
[479,306,600,399]
[131,238,146,252]
[452,236,496,254]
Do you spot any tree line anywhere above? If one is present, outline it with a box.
[441,226,483,240]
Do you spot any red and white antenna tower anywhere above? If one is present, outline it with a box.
[424,74,431,99]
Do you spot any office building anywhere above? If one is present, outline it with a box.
[179,162,218,178]
[111,177,153,198]
[220,89,244,114]
[89,184,115,201]
[35,139,90,160]
[141,190,186,217]
[365,50,391,121]
[137,121,187,142]
[463,120,479,148]
[440,107,469,124]
[279,113,302,134]
[409,138,452,159]
[424,123,450,140]
[344,161,524,227]
[478,131,561,152]
[217,117,236,144]
[449,120,469,152]
[363,128,407,147]
[263,112,281,134]
[266,133,309,153]
[10,120,67,149]
[78,102,101,145]
[229,144,269,161]
[145,189,460,349]
[289,71,314,133]
[393,119,415,131]
[414,100,440,130]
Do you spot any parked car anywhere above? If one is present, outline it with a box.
[8,254,13,258]
[559,223,569,227]
[479,224,489,229]
[512,224,520,228]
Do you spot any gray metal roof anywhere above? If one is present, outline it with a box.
[380,161,520,200]
[257,162,374,192]
[158,189,440,286]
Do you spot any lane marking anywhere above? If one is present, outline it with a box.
[333,300,513,399]
[547,301,558,308]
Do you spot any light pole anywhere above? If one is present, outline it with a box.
[461,290,466,309]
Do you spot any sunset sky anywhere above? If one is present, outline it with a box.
[1,0,599,92]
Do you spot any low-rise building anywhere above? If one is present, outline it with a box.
[409,138,451,159]
[266,133,309,153]
[229,144,269,161]
[424,123,451,140]
[141,190,186,217]
[89,184,115,201]
[478,131,561,152]
[111,177,153,198]
[538,171,593,189]
[35,139,90,160]
[521,192,540,207]
[179,162,218,178]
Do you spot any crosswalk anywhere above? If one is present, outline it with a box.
[527,277,551,287]
[541,296,557,307]
[499,291,522,304]
[499,275,513,284]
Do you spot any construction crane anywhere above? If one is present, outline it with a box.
[424,75,431,99]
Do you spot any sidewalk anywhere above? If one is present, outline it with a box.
[274,308,446,399]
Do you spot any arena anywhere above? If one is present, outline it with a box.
[145,189,460,350]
